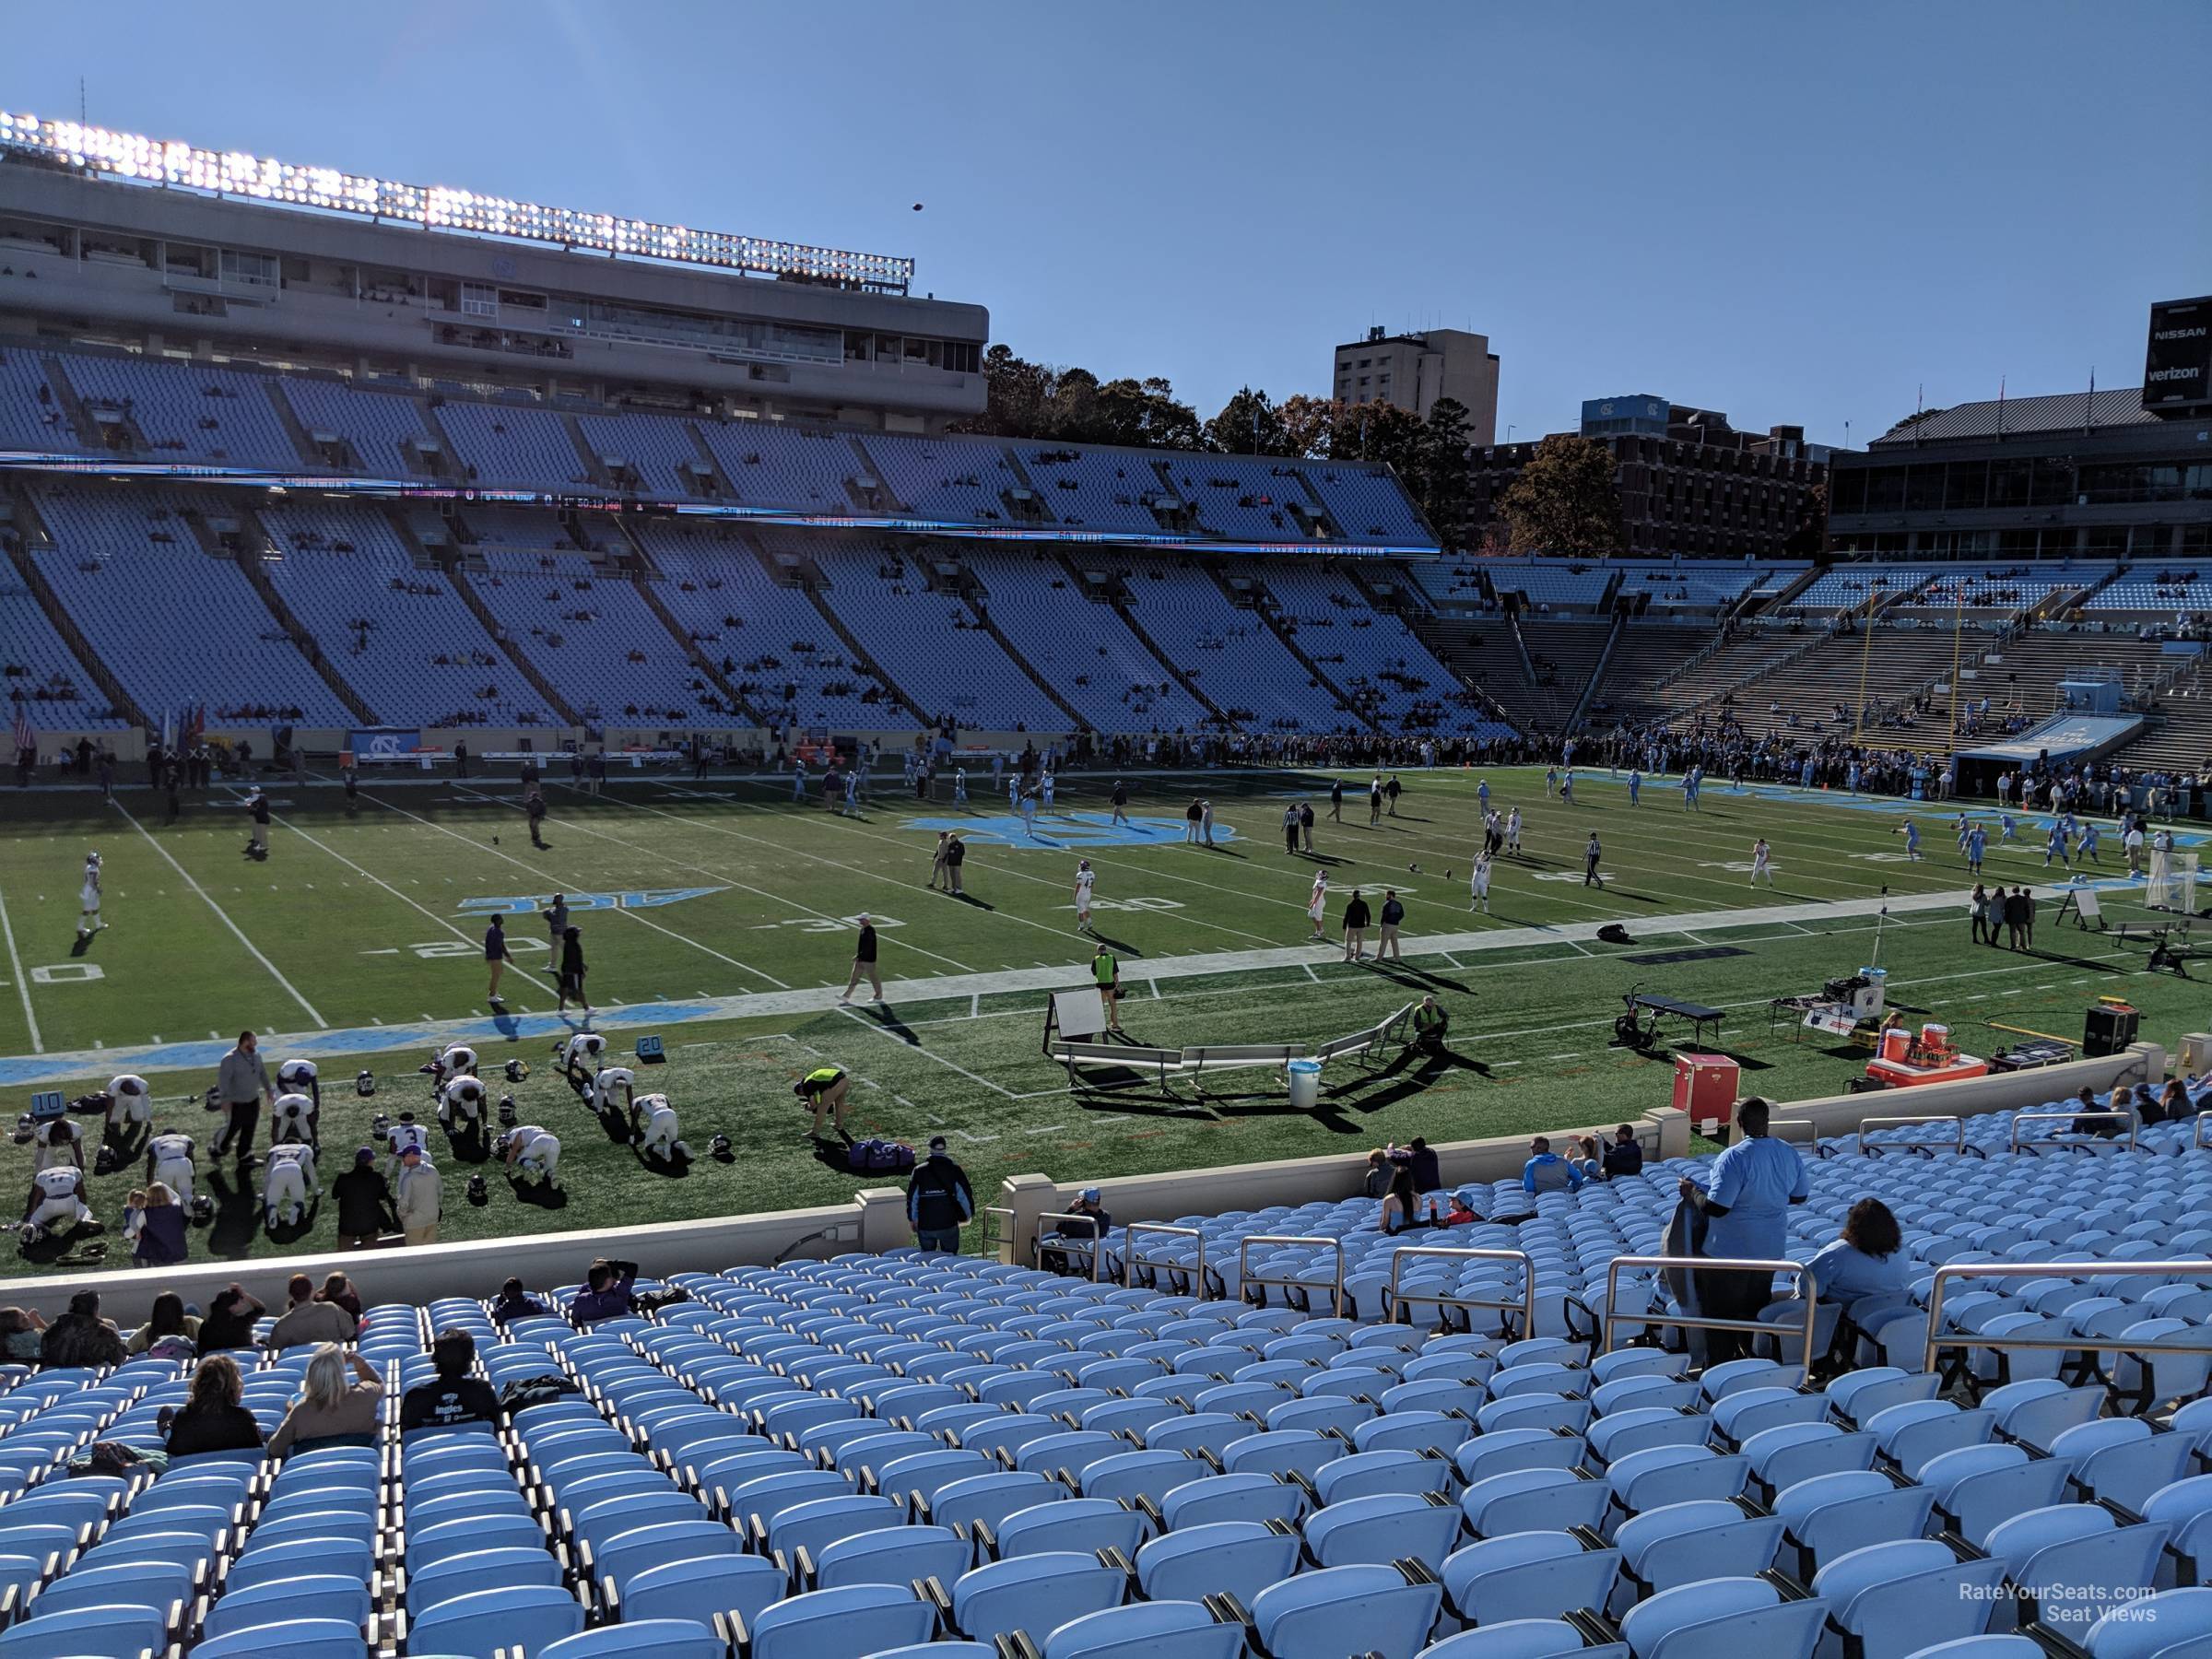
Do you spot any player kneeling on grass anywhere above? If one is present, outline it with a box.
[559,1031,606,1089]
[262,1141,319,1230]
[630,1093,689,1162]
[588,1063,636,1120]
[439,1075,488,1135]
[20,1166,95,1246]
[796,1066,852,1142]
[145,1126,196,1207]
[106,1074,151,1133]
[425,1043,478,1091]
[271,1091,319,1150]
[384,1110,430,1178]
[276,1058,321,1112]
[500,1124,562,1189]
[32,1115,83,1175]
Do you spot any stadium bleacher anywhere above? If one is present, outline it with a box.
[0,347,73,452]
[1113,559,1350,731]
[1261,564,1512,736]
[637,522,916,731]
[467,550,733,727]
[857,432,1022,523]
[279,378,438,478]
[1780,569,1933,615]
[257,503,552,727]
[56,351,300,471]
[805,543,1066,731]
[2,1097,2208,1659]
[0,579,128,730]
[29,487,353,728]
[966,551,1217,735]
[698,422,866,512]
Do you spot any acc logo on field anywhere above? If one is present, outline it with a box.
[456,888,726,915]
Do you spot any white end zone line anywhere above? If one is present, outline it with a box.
[0,878,40,1053]
[109,798,328,1028]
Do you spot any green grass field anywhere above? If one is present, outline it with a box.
[0,763,2195,1277]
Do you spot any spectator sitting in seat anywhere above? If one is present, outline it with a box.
[270,1272,356,1350]
[126,1291,199,1358]
[317,1271,364,1325]
[2069,1085,2122,1138]
[159,1354,265,1457]
[1380,1158,1423,1235]
[1360,1147,1391,1199]
[268,1344,385,1455]
[400,1327,505,1434]
[1601,1124,1645,1181]
[571,1257,638,1326]
[0,1306,45,1361]
[196,1284,265,1353]
[1522,1135,1584,1197]
[489,1276,552,1325]
[1041,1188,1112,1276]
[1805,1197,1909,1302]
[40,1290,124,1369]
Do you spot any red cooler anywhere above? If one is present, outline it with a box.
[1673,1053,1740,1122]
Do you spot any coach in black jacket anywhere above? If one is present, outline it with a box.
[907,1137,973,1253]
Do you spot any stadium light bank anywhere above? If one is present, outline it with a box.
[0,112,915,293]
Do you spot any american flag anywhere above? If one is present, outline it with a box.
[9,707,31,756]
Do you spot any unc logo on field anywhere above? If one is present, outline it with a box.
[907,814,1236,849]
[456,888,726,915]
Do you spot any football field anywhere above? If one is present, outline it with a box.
[0,764,2196,1276]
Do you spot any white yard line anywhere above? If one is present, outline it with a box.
[835,1003,1017,1099]
[0,877,41,1053]
[109,799,327,1028]
[361,786,793,991]
[271,809,561,1008]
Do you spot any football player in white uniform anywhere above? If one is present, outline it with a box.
[629,1093,689,1163]
[21,1166,93,1241]
[276,1058,321,1111]
[501,1124,562,1189]
[263,1141,319,1228]
[32,1116,84,1174]
[560,1032,606,1088]
[384,1111,430,1179]
[439,1075,488,1134]
[106,1074,153,1132]
[144,1128,197,1207]
[76,851,105,943]
[270,1091,319,1149]
[587,1064,634,1118]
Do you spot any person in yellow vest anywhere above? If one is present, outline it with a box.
[1092,943,1125,1034]
[795,1065,852,1141]
[1412,994,1450,1057]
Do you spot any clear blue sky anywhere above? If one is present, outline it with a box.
[10,1,2208,446]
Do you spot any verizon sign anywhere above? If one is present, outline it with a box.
[2145,295,2212,415]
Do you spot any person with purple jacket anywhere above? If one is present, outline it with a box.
[571,1257,638,1325]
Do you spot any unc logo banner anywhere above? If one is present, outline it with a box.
[350,729,425,759]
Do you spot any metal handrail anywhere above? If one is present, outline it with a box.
[1123,1223,1207,1295]
[2011,1109,2138,1155]
[1855,1115,1966,1156]
[1034,1211,1112,1282]
[978,1206,1017,1261]
[1922,1259,2212,1375]
[1767,1118,1821,1147]
[1236,1233,1346,1319]
[2195,1114,2212,1151]
[1600,1253,1818,1380]
[1384,1245,1535,1336]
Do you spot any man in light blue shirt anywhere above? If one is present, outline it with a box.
[1523,1135,1583,1196]
[1678,1097,1808,1362]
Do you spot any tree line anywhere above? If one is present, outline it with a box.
[952,345,1821,557]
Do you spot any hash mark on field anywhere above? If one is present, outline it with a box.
[1022,1124,1065,1135]
[1302,965,1320,982]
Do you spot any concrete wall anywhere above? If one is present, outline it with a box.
[984,1041,2167,1262]
[0,1041,2164,1326]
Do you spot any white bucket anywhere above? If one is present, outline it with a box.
[1288,1059,1323,1111]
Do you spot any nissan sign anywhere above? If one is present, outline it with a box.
[2144,295,2212,415]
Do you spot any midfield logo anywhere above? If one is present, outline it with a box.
[456,888,726,915]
